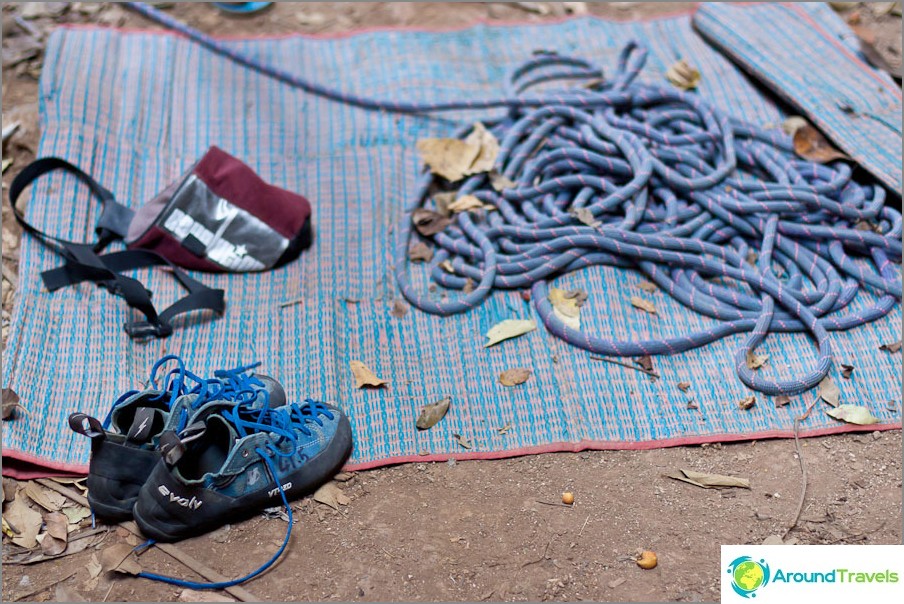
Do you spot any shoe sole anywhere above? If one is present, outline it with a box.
[133,414,353,542]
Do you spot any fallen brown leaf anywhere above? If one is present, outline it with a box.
[677,381,691,393]
[411,208,453,237]
[489,170,517,191]
[775,395,792,408]
[312,482,348,510]
[630,296,657,315]
[879,340,902,354]
[840,364,854,379]
[2,388,21,420]
[408,242,434,263]
[636,280,657,294]
[99,543,142,576]
[793,125,849,163]
[24,482,67,512]
[416,397,451,430]
[667,469,750,489]
[416,138,480,182]
[349,361,387,389]
[738,395,756,410]
[390,299,408,319]
[499,367,531,387]
[818,375,841,407]
[4,493,42,549]
[570,207,599,227]
[548,287,585,329]
[448,194,492,213]
[665,59,701,90]
[745,351,769,370]
[463,278,475,294]
[37,511,68,556]
[634,355,654,373]
[453,434,472,449]
[463,122,500,175]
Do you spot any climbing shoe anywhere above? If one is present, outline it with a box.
[133,399,352,542]
[69,355,285,523]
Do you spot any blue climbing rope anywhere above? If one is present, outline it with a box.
[126,2,902,397]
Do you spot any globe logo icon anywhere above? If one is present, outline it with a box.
[727,556,771,598]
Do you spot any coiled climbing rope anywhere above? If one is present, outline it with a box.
[129,2,902,398]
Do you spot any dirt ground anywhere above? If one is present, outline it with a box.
[2,2,902,602]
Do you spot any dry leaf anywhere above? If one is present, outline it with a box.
[440,259,455,273]
[463,122,500,175]
[677,381,691,393]
[99,543,142,575]
[637,280,657,293]
[781,116,808,136]
[499,367,531,387]
[313,482,346,510]
[738,395,756,410]
[665,59,701,90]
[826,404,881,425]
[879,340,902,353]
[667,469,750,489]
[179,589,237,603]
[745,351,769,370]
[447,194,492,213]
[60,505,90,525]
[2,388,21,420]
[37,511,68,556]
[840,364,854,379]
[24,482,67,512]
[630,296,656,315]
[570,207,600,227]
[411,209,453,236]
[634,355,654,373]
[793,125,849,163]
[548,287,585,330]
[485,319,537,348]
[408,242,434,263]
[453,434,472,449]
[349,361,387,389]
[416,397,450,430]
[433,191,457,216]
[390,299,408,319]
[463,278,475,294]
[497,423,513,435]
[86,553,103,580]
[4,493,43,549]
[489,170,517,191]
[818,375,840,407]
[416,138,480,182]
[775,395,792,408]
[1,158,12,174]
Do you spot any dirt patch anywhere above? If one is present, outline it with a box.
[2,3,902,602]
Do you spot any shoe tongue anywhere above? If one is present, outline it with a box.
[126,407,165,445]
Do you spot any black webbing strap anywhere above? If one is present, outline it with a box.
[8,157,225,339]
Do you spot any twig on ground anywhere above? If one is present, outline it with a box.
[578,514,591,537]
[784,396,818,539]
[589,356,661,379]
[535,500,573,508]
[35,479,260,602]
[520,539,552,568]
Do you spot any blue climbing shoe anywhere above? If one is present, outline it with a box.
[132,399,352,542]
[69,356,285,522]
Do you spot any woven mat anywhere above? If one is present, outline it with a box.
[3,4,900,478]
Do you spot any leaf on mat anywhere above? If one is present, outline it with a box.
[826,404,881,426]
[100,543,142,576]
[408,242,434,263]
[738,395,757,410]
[411,208,453,237]
[433,191,457,216]
[416,397,451,430]
[677,381,691,393]
[23,482,67,512]
[665,59,701,90]
[463,278,475,294]
[447,194,493,213]
[499,367,531,387]
[879,340,902,354]
[453,434,473,449]
[570,207,600,227]
[667,469,750,489]
[634,355,654,373]
[840,364,855,380]
[179,588,237,603]
[390,299,408,319]
[637,280,657,294]
[86,553,103,580]
[464,122,500,175]
[818,375,841,407]
[630,296,656,315]
[2,388,22,420]
[349,361,387,389]
[485,319,537,348]
[548,287,586,330]
[4,492,43,549]
[745,351,769,370]
[792,125,849,163]
[313,482,348,510]
[489,170,517,191]
[774,395,792,408]
[781,116,808,136]
[416,138,481,182]
[498,423,513,435]
[37,511,68,556]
